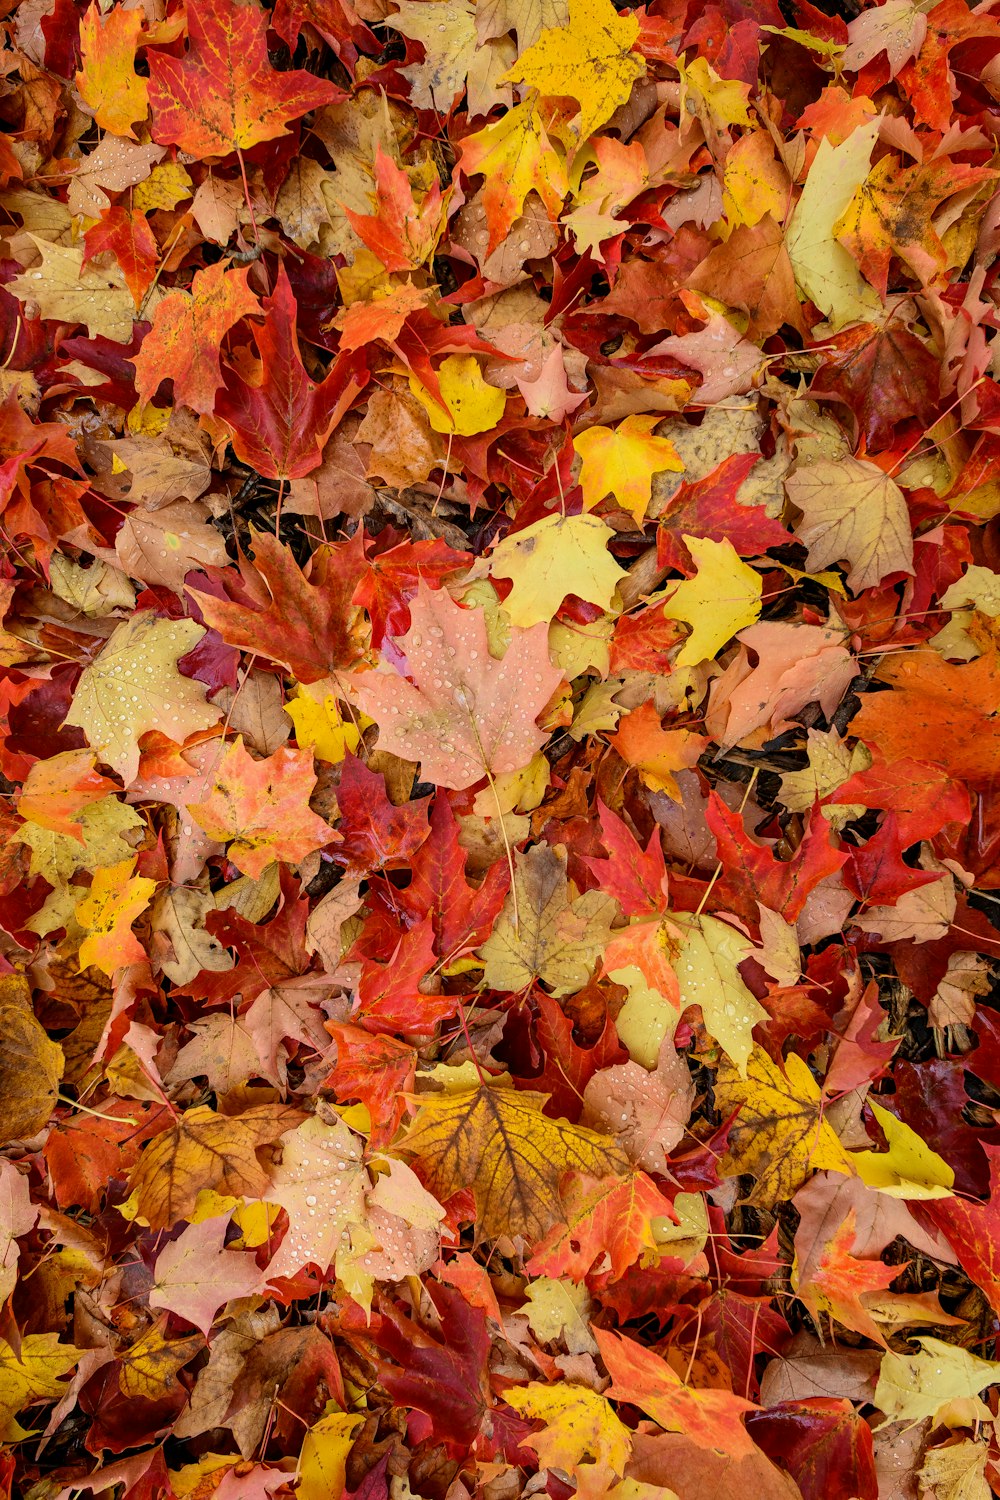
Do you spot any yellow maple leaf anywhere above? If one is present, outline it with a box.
[75,857,156,976]
[852,1099,955,1200]
[660,535,762,666]
[478,843,619,996]
[400,1084,628,1241]
[286,683,365,764]
[672,914,768,1078]
[298,1412,364,1500]
[680,56,752,129]
[716,1045,855,1207]
[489,513,626,627]
[410,354,506,436]
[62,611,219,783]
[503,0,645,142]
[75,3,149,139]
[574,415,684,523]
[458,99,569,255]
[506,1382,631,1479]
[0,1334,81,1441]
[785,119,882,329]
[874,1338,1000,1428]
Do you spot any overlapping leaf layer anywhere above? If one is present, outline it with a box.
[2,0,1000,1495]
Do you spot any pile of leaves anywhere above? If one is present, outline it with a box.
[4,0,1000,1493]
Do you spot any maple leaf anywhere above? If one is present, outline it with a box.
[874,1338,1000,1427]
[610,701,707,799]
[458,99,569,255]
[786,457,914,594]
[410,355,506,436]
[574,416,683,524]
[687,215,806,342]
[9,236,157,344]
[395,795,509,960]
[76,857,157,976]
[716,1046,855,1207]
[792,1210,899,1345]
[503,0,645,141]
[596,1328,758,1458]
[785,119,882,328]
[129,1102,303,1229]
[75,3,148,138]
[850,649,1000,790]
[0,1335,81,1439]
[505,1382,631,1479]
[189,529,364,683]
[345,148,447,273]
[132,262,260,417]
[298,1413,364,1500]
[400,1084,628,1241]
[660,535,762,667]
[16,749,116,842]
[212,264,368,480]
[835,156,996,298]
[353,582,562,790]
[62,612,219,783]
[186,736,337,880]
[488,514,626,628]
[0,974,64,1143]
[527,1170,677,1281]
[479,843,618,997]
[149,1211,263,1335]
[147,0,341,157]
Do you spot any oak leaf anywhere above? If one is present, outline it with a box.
[186,737,336,880]
[147,0,341,157]
[353,581,562,790]
[716,1046,855,1207]
[128,1102,303,1229]
[478,843,618,996]
[399,1084,628,1241]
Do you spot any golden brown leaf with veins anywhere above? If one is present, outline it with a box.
[399,1084,628,1242]
[128,1103,304,1230]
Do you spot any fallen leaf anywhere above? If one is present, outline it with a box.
[400,1084,628,1241]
